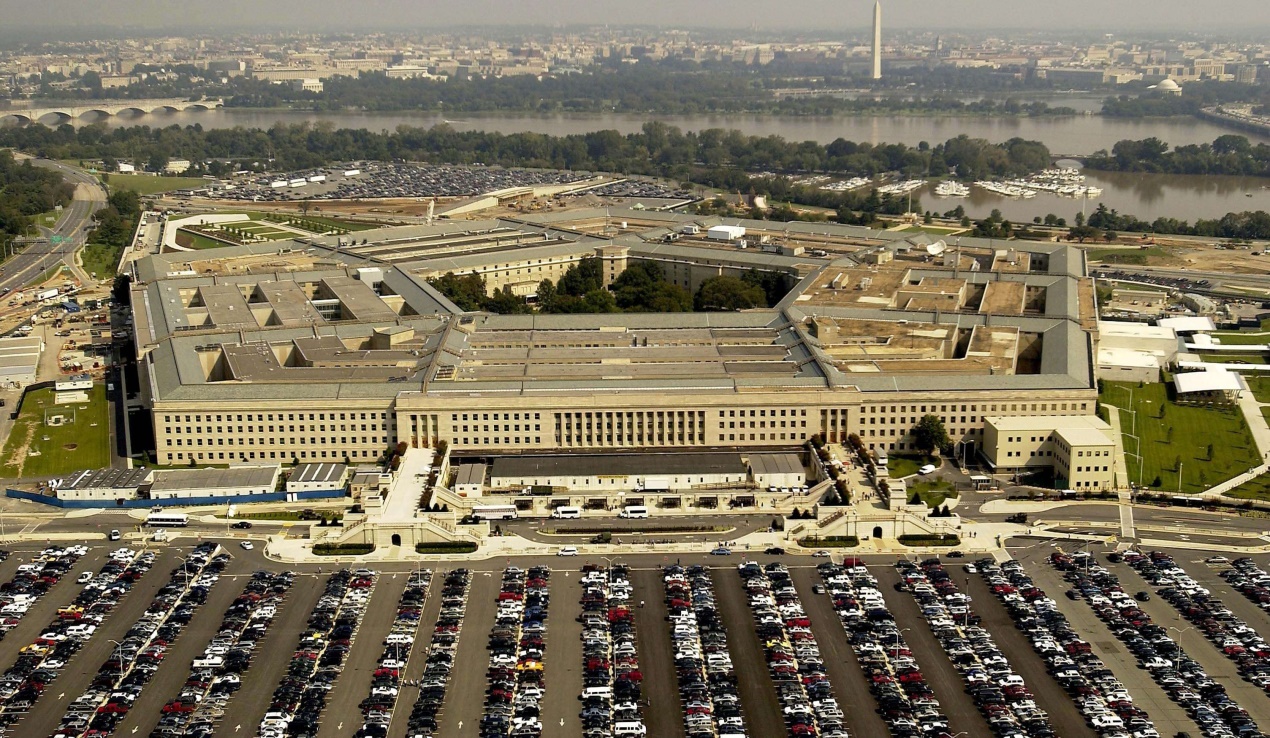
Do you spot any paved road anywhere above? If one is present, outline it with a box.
[16,548,181,738]
[789,565,893,738]
[111,552,257,737]
[541,568,582,738]
[219,571,328,736]
[1104,558,1270,730]
[317,571,410,738]
[962,569,1098,738]
[631,568,686,738]
[873,565,996,737]
[1022,556,1204,737]
[2,157,106,295]
[387,568,445,738]
[709,566,786,738]
[437,572,497,736]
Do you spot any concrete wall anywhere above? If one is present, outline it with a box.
[7,487,345,509]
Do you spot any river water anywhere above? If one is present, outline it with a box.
[18,106,1270,222]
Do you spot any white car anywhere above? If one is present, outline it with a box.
[240,541,254,550]
[557,547,578,557]
[76,572,93,584]
[918,464,937,475]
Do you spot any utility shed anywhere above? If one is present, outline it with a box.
[149,465,281,500]
[286,463,349,493]
[454,463,487,496]
[747,453,806,488]
[707,225,746,241]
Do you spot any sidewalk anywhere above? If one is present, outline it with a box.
[1102,403,1132,489]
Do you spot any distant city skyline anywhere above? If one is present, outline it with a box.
[0,0,1266,33]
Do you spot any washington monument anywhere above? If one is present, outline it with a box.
[871,0,882,79]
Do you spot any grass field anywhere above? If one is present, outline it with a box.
[888,454,938,479]
[0,386,110,478]
[1198,353,1269,365]
[893,225,966,236]
[908,479,957,508]
[1210,332,1270,346]
[174,229,232,250]
[105,174,206,196]
[25,264,67,290]
[81,241,122,280]
[1084,246,1173,265]
[1101,381,1258,493]
[1251,377,1270,404]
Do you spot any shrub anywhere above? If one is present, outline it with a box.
[798,535,859,548]
[415,541,478,554]
[313,543,374,556]
[897,534,960,547]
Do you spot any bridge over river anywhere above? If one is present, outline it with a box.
[0,98,223,125]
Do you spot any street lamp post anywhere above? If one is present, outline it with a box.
[893,627,911,660]
[107,638,124,684]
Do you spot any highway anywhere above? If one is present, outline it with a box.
[1,157,106,295]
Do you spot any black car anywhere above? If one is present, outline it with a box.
[1134,591,1151,602]
[231,521,253,529]
[764,547,786,556]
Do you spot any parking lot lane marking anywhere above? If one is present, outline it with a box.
[386,569,447,738]
[708,566,786,738]
[874,565,997,737]
[436,575,497,737]
[1107,557,1270,729]
[541,568,582,738]
[631,568,686,738]
[108,549,256,738]
[214,569,327,732]
[316,572,411,738]
[1022,558,1205,737]
[963,568,1099,738]
[789,566,892,738]
[6,548,182,738]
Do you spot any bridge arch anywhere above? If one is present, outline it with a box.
[78,109,113,120]
[150,105,182,114]
[0,114,32,126]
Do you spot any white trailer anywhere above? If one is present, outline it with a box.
[707,225,746,241]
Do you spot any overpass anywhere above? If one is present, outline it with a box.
[0,98,223,125]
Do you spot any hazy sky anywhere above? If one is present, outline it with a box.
[0,0,1264,33]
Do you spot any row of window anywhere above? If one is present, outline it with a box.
[166,449,377,462]
[163,412,389,423]
[171,436,387,447]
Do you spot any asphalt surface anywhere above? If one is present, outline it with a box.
[873,564,997,737]
[16,548,182,737]
[630,568,685,738]
[962,568,1099,738]
[709,566,786,738]
[110,552,258,737]
[788,565,893,738]
[1,157,105,295]
[3,541,1270,738]
[436,571,497,735]
[317,571,410,738]
[219,571,329,735]
[1022,554,1205,737]
[387,568,446,738]
[541,568,582,737]
[1103,557,1270,730]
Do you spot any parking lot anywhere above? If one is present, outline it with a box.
[0,540,1269,737]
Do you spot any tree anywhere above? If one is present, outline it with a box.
[912,414,950,456]
[694,276,766,311]
[1067,224,1100,243]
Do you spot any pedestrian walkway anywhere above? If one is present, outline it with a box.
[1103,403,1133,489]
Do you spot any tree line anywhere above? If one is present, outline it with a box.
[429,257,782,315]
[1084,134,1270,177]
[0,150,75,244]
[1100,82,1270,118]
[31,64,1078,118]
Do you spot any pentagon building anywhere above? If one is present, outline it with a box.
[129,210,1100,466]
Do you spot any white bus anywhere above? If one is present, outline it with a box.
[145,512,189,527]
[472,505,518,521]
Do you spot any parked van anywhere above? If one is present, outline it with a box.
[550,506,581,519]
[615,722,648,736]
[618,506,649,519]
[581,686,613,700]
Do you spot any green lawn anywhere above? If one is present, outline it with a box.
[104,174,206,196]
[888,454,938,478]
[893,225,965,236]
[1251,377,1270,404]
[1085,246,1172,264]
[908,479,957,508]
[174,229,232,250]
[263,213,381,232]
[1225,474,1270,502]
[81,241,122,280]
[1211,332,1270,346]
[0,386,111,478]
[25,264,67,290]
[1198,353,1269,365]
[1101,381,1258,493]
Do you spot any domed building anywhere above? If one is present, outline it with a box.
[1153,78,1182,95]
